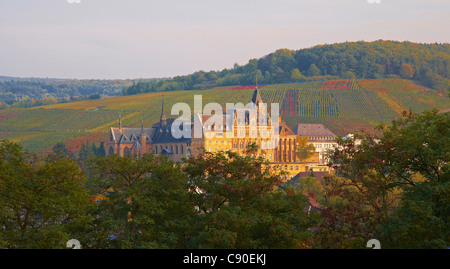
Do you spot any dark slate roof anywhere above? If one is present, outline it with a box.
[251,88,263,106]
[111,127,154,144]
[292,124,337,139]
[131,140,143,150]
[151,120,192,144]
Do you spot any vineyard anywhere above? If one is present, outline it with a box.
[0,79,448,152]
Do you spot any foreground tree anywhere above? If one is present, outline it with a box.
[0,140,92,249]
[85,153,194,249]
[183,147,319,249]
[317,109,449,248]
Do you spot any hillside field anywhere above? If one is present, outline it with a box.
[0,79,448,153]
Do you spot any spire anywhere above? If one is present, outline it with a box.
[160,100,167,127]
[251,88,263,107]
[251,73,262,106]
[141,118,144,131]
[119,114,122,129]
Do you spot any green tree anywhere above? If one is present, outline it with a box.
[52,142,70,158]
[0,140,92,249]
[320,109,449,249]
[183,148,318,249]
[291,68,303,81]
[86,153,194,249]
[307,64,321,77]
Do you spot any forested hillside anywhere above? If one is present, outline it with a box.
[123,40,449,95]
[0,78,151,108]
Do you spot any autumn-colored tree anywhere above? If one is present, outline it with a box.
[296,136,316,162]
[399,63,414,79]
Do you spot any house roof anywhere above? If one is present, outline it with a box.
[292,124,337,138]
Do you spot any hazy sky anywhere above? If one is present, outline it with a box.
[1,0,449,79]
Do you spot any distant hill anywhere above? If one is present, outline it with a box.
[0,79,448,153]
[0,78,153,108]
[123,40,450,95]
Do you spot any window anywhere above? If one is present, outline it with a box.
[181,145,184,154]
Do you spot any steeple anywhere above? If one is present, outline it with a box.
[160,100,167,127]
[251,75,263,106]
[251,87,263,107]
[119,114,122,129]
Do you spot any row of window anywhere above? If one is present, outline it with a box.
[309,136,335,141]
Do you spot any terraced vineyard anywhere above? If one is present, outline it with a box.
[0,79,448,152]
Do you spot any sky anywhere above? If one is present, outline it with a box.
[0,0,449,79]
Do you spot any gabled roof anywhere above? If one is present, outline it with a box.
[278,122,296,136]
[111,128,154,144]
[131,140,143,150]
[292,124,337,138]
[251,88,263,106]
[118,134,130,144]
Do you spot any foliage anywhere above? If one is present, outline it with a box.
[296,136,316,162]
[183,149,319,249]
[0,78,139,108]
[0,140,92,249]
[121,40,450,95]
[85,153,194,249]
[317,109,449,249]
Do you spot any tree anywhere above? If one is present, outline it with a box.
[307,64,321,77]
[296,136,316,162]
[52,142,70,158]
[183,148,318,249]
[399,63,414,79]
[0,140,92,249]
[291,68,303,81]
[319,109,449,249]
[86,153,194,249]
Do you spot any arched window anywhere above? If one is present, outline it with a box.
[123,147,130,156]
[181,145,184,154]
[176,145,179,154]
